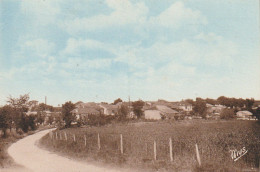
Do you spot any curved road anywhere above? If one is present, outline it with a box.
[7,129,125,172]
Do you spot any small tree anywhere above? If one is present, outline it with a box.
[0,105,12,137]
[62,101,75,128]
[117,104,129,121]
[193,98,207,118]
[113,98,123,105]
[28,115,36,130]
[220,109,235,119]
[132,100,145,119]
[7,94,30,132]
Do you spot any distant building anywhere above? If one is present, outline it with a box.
[71,107,101,120]
[99,104,119,116]
[236,111,256,120]
[144,105,179,120]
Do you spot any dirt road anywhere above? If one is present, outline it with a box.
[7,129,126,172]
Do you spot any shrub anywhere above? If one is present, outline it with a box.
[220,109,235,119]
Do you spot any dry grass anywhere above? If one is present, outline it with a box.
[40,120,260,171]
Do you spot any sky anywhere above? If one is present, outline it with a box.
[0,0,259,106]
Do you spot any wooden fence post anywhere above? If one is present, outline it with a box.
[84,135,87,147]
[195,144,201,166]
[56,132,58,140]
[169,138,173,162]
[98,133,101,150]
[59,133,62,140]
[64,132,67,141]
[145,143,148,156]
[73,134,76,142]
[154,140,157,161]
[49,131,53,139]
[120,134,123,154]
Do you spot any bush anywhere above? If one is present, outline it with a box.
[87,114,116,126]
[220,109,235,119]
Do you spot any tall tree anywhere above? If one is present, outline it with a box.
[7,94,30,131]
[0,105,12,137]
[132,100,145,119]
[117,104,129,121]
[62,101,75,128]
[245,98,254,111]
[193,98,207,118]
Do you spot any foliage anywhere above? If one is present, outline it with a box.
[32,103,54,112]
[6,94,31,131]
[113,98,123,105]
[205,98,217,105]
[0,106,12,137]
[117,104,129,121]
[87,114,115,126]
[193,98,207,118]
[184,99,194,106]
[36,112,45,125]
[62,101,76,128]
[253,107,260,120]
[132,100,145,118]
[220,109,235,119]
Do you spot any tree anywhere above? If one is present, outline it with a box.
[62,101,75,128]
[132,100,145,119]
[33,103,54,112]
[253,107,260,120]
[28,115,36,130]
[245,98,254,111]
[7,94,30,131]
[205,98,217,105]
[220,109,235,120]
[0,105,12,137]
[184,99,194,106]
[117,104,129,121]
[113,98,123,105]
[193,98,207,118]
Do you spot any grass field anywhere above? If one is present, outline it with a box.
[40,120,260,171]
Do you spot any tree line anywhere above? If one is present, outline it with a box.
[185,96,259,119]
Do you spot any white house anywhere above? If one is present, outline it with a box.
[236,111,255,120]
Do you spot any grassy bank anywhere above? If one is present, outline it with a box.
[40,120,260,171]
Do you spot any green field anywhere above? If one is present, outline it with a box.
[40,120,260,171]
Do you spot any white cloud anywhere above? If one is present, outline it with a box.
[61,0,207,35]
[21,39,56,58]
[20,0,61,26]
[149,1,207,29]
[61,38,113,56]
[62,0,148,34]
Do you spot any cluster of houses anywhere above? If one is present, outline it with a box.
[26,100,62,125]
[24,99,260,125]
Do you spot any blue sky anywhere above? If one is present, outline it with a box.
[0,0,259,106]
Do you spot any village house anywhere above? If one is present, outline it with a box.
[236,111,256,120]
[144,105,179,120]
[99,104,119,116]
